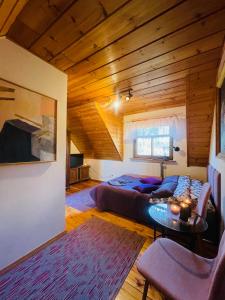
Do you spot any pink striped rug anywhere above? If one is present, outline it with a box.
[0,217,145,299]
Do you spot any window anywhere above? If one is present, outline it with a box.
[134,125,173,160]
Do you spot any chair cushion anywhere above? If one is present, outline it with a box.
[137,238,213,300]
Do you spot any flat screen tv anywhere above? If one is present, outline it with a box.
[70,154,83,168]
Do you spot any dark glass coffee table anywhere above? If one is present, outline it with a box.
[149,203,208,250]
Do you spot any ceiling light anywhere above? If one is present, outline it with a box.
[125,89,133,101]
[114,99,121,110]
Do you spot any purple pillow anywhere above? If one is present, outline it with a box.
[151,182,177,198]
[140,176,162,185]
[133,183,159,193]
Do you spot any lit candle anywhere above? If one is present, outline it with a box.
[170,204,181,215]
[183,198,192,206]
[179,202,191,222]
[183,198,192,216]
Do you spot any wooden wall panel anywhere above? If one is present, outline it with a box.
[96,103,123,158]
[68,102,123,160]
[186,69,217,167]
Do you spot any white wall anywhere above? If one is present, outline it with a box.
[70,141,80,154]
[0,38,67,269]
[86,106,206,181]
[209,110,225,228]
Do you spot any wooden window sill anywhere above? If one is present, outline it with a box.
[130,158,177,164]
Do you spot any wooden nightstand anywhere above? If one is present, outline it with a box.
[69,165,90,184]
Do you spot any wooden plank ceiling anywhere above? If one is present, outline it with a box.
[0,0,28,36]
[3,0,225,163]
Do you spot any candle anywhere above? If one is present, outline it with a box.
[170,204,181,215]
[183,198,192,206]
[183,198,192,216]
[179,202,191,222]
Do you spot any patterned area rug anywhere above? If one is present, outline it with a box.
[66,187,96,211]
[0,217,145,300]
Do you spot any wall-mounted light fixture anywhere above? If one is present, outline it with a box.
[173,146,180,152]
[160,146,181,178]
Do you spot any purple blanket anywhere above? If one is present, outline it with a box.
[90,175,152,224]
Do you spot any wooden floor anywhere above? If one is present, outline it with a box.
[66,180,163,300]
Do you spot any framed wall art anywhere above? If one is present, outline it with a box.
[0,78,57,164]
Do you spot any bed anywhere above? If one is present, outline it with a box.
[90,165,221,243]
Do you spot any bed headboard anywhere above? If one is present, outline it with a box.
[207,165,221,214]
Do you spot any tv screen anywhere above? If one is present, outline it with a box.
[70,154,83,168]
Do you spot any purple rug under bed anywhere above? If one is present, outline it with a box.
[66,187,96,211]
[0,217,145,300]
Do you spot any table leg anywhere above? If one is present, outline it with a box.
[190,234,198,252]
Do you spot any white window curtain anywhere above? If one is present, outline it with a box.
[125,115,185,142]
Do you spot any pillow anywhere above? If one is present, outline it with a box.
[133,183,159,193]
[151,182,177,198]
[162,175,179,184]
[190,179,202,200]
[140,176,162,185]
[173,176,191,197]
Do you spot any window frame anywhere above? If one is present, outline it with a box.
[133,135,173,160]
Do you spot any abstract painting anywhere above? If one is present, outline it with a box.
[0,78,57,164]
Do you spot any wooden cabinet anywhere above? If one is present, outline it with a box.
[69,165,90,184]
[69,168,79,184]
[79,165,90,181]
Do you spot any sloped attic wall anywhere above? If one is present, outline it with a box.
[186,68,217,167]
[68,102,123,160]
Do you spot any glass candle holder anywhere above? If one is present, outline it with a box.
[179,203,191,222]
[183,198,192,206]
[170,204,181,215]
